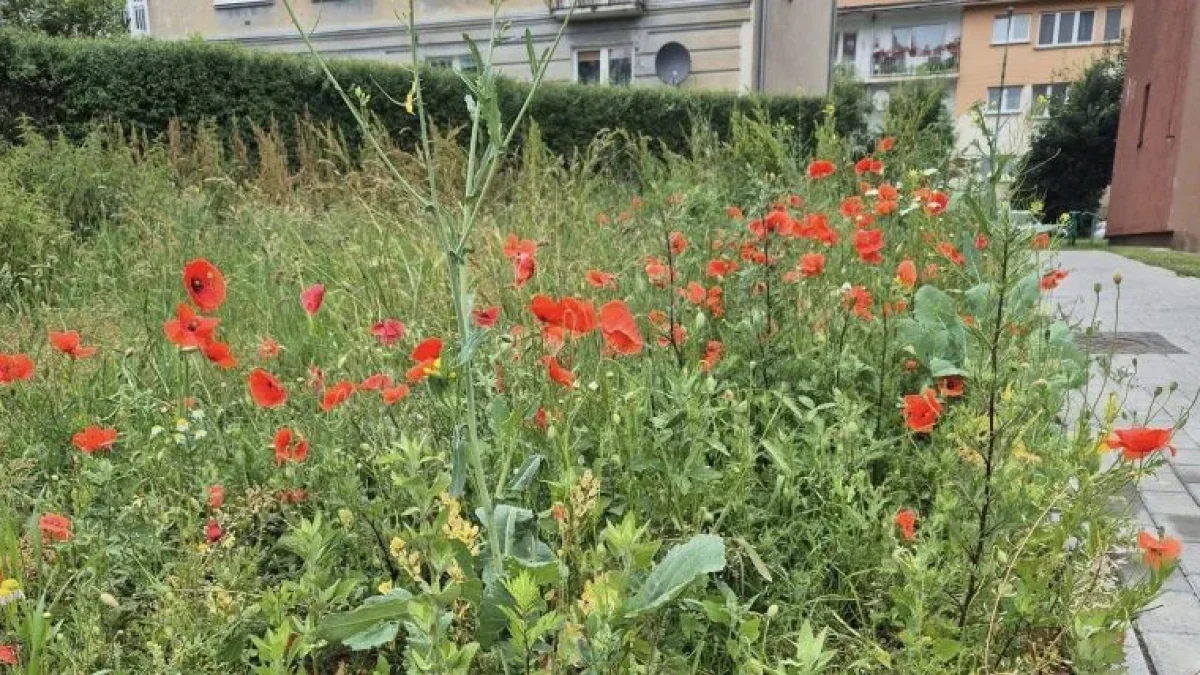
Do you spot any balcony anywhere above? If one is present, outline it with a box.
[548,0,646,21]
[870,40,960,80]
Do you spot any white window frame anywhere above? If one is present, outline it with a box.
[126,0,149,35]
[1037,9,1097,47]
[986,85,1025,115]
[1102,6,1124,43]
[991,13,1031,45]
[1031,83,1070,117]
[572,46,634,86]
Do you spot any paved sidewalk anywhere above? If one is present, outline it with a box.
[1052,250,1200,675]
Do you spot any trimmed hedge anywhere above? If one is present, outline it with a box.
[0,29,856,158]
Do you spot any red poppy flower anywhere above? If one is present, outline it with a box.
[163,304,219,350]
[473,306,500,327]
[73,425,118,454]
[854,157,873,175]
[853,229,885,265]
[1137,531,1182,570]
[599,300,644,356]
[807,159,836,179]
[206,518,223,543]
[0,353,34,384]
[371,319,406,346]
[382,384,410,404]
[763,209,792,237]
[183,258,226,312]
[680,281,706,305]
[279,488,306,504]
[542,355,576,389]
[645,257,670,288]
[201,339,237,369]
[903,388,942,433]
[1106,427,1175,461]
[258,337,280,360]
[936,242,965,267]
[1040,269,1069,291]
[922,190,949,216]
[360,373,393,391]
[700,340,723,372]
[49,330,98,359]
[596,212,610,226]
[657,324,688,348]
[799,253,826,278]
[1032,232,1051,250]
[787,194,803,208]
[840,196,865,220]
[874,200,898,216]
[274,427,309,464]
[706,286,725,318]
[843,285,874,320]
[0,645,18,666]
[587,270,618,289]
[707,259,738,279]
[669,231,688,255]
[532,407,549,429]
[877,136,896,152]
[894,508,917,542]
[248,368,287,408]
[725,205,744,220]
[975,233,989,250]
[209,484,225,510]
[38,513,72,543]
[301,284,325,316]
[878,183,899,201]
[937,374,965,397]
[320,380,355,412]
[531,295,597,340]
[647,310,668,328]
[504,234,538,289]
[895,260,917,290]
[406,337,444,383]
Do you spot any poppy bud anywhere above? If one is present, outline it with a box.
[205,519,223,543]
[1093,282,1102,294]
[100,592,120,608]
[208,485,225,511]
[766,604,779,618]
[1112,271,1123,285]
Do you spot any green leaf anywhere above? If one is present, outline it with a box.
[929,357,965,378]
[449,425,467,498]
[342,620,400,651]
[505,454,543,495]
[317,588,413,645]
[624,534,726,618]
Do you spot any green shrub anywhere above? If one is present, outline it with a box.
[0,165,72,306]
[0,29,857,159]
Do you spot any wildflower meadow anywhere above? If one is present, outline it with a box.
[0,6,1187,673]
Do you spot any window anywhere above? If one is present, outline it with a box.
[1103,7,1123,42]
[425,55,478,75]
[574,47,633,86]
[991,13,1031,44]
[841,31,858,62]
[426,57,455,69]
[892,24,946,52]
[986,86,1024,114]
[1031,83,1070,116]
[1038,10,1096,46]
[125,0,149,35]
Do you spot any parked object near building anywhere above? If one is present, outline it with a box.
[128,0,833,94]
[954,0,1131,167]
[1107,0,1200,251]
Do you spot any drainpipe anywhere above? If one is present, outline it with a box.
[755,0,769,92]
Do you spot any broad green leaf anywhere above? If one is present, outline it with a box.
[929,357,966,378]
[318,588,413,645]
[624,534,726,618]
[449,425,467,498]
[342,620,400,651]
[506,454,543,495]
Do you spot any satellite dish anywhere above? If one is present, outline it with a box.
[655,42,691,86]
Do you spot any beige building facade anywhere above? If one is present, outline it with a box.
[130,0,834,94]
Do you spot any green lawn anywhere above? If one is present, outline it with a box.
[1069,242,1200,278]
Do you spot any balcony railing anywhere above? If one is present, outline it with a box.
[548,0,646,21]
[870,40,960,79]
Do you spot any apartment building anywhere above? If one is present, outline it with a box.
[127,0,834,94]
[835,0,1132,163]
[1107,0,1200,250]
[955,0,1132,163]
[834,0,964,127]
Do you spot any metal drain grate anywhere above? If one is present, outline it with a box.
[1074,331,1186,355]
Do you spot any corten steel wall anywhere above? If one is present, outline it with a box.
[1107,0,1199,250]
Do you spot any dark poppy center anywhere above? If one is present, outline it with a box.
[187,320,199,332]
[190,278,205,292]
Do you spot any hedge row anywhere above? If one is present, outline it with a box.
[0,29,857,158]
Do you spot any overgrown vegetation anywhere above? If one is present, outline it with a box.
[1017,49,1126,221]
[0,10,1184,675]
[0,0,126,37]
